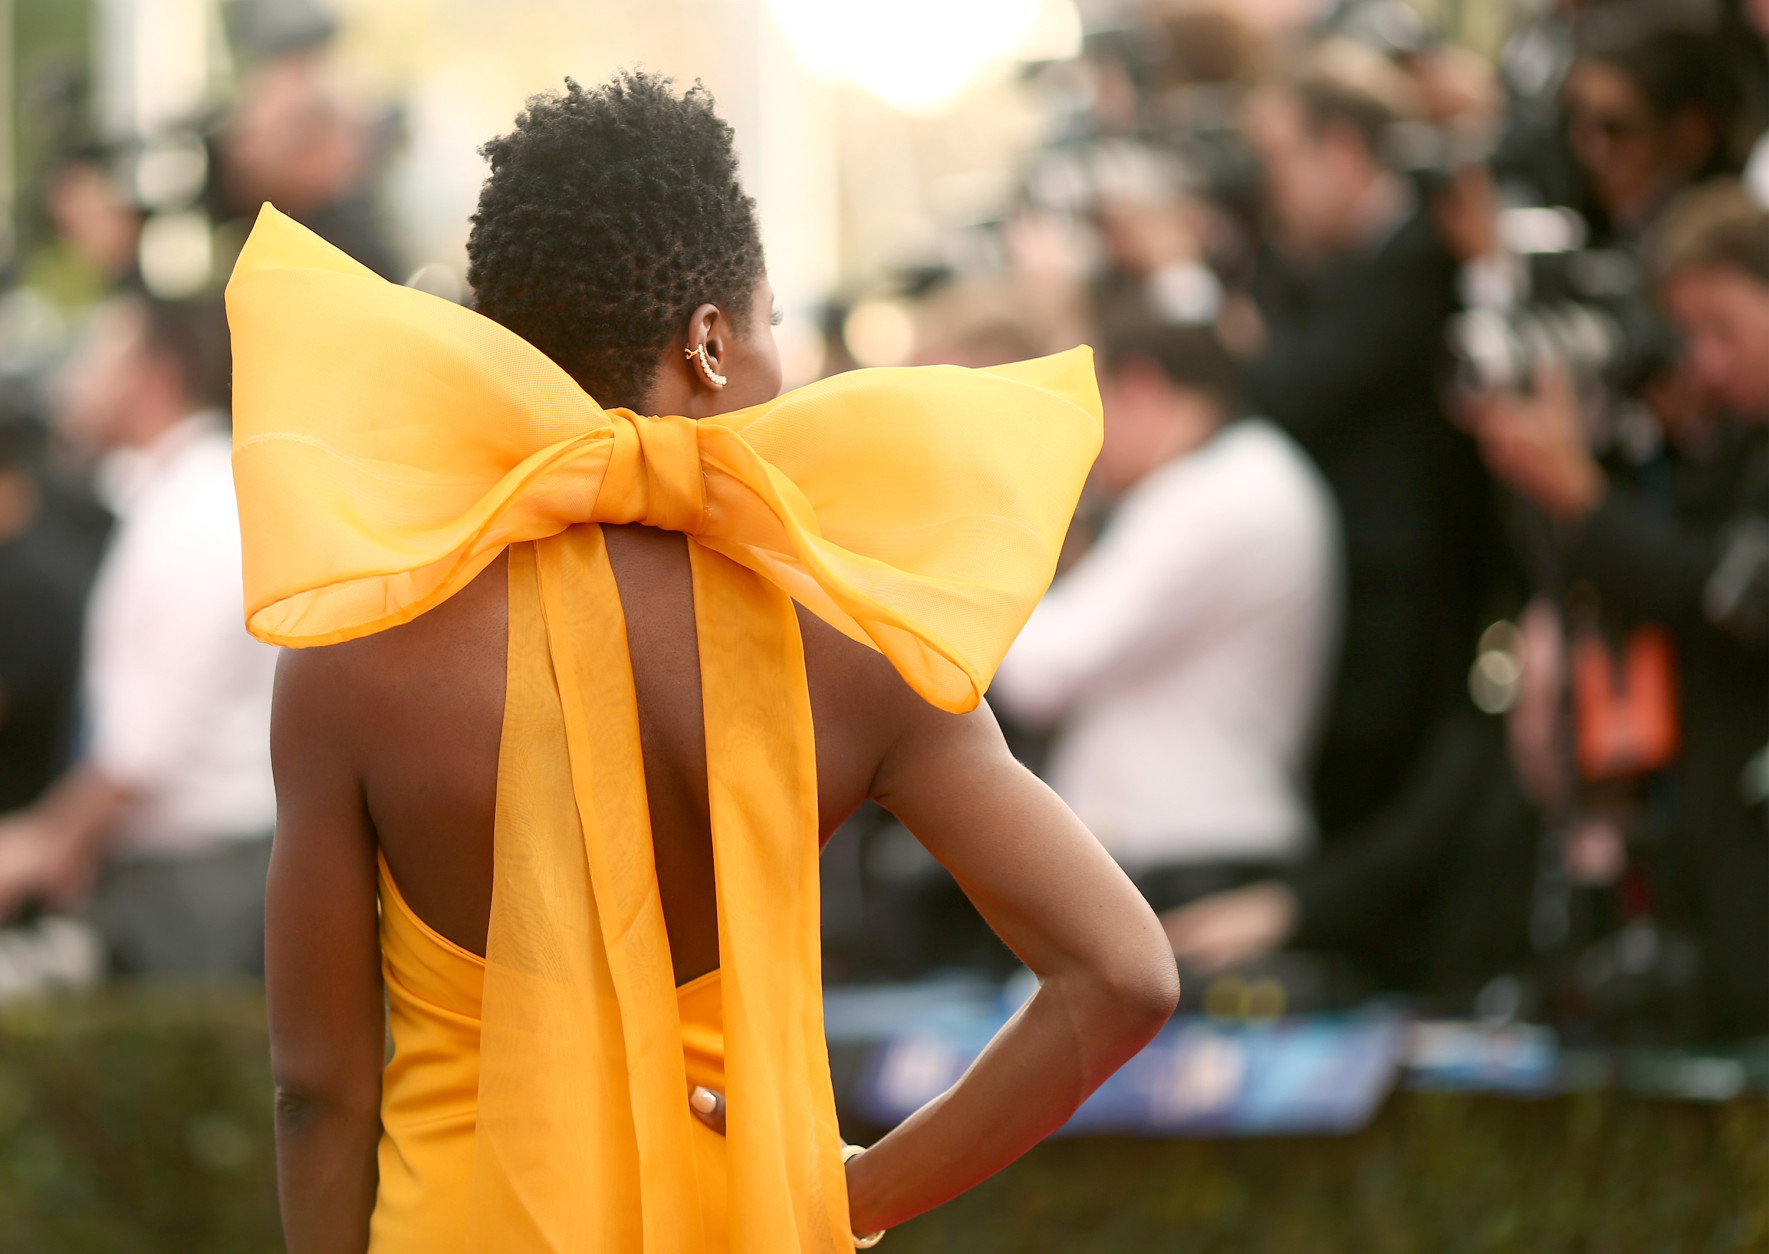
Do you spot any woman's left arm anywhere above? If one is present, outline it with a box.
[265,648,386,1254]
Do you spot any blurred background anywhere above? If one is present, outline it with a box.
[0,0,1765,1248]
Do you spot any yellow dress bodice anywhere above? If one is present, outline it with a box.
[372,851,728,1253]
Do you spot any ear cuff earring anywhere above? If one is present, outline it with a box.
[686,342,727,388]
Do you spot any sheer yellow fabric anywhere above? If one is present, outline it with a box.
[228,206,1102,1252]
[373,842,730,1251]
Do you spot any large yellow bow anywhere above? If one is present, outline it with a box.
[227,205,1102,712]
[228,206,1102,1254]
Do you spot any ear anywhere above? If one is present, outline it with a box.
[685,301,728,392]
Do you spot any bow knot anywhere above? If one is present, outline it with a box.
[595,411,708,534]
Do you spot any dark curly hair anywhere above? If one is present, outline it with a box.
[466,72,766,409]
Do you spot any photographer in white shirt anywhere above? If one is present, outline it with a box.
[0,295,278,977]
[993,320,1341,921]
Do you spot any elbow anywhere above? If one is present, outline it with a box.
[1118,960,1183,1038]
[273,1084,323,1134]
[272,1072,382,1136]
[1094,939,1182,1044]
[1046,897,1183,1052]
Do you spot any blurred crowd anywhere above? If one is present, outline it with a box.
[0,0,394,986]
[827,0,1769,1048]
[0,0,1762,1051]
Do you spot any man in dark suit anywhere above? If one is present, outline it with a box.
[1243,42,1496,840]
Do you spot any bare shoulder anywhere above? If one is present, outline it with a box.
[795,605,953,760]
[795,606,919,827]
[794,604,1012,821]
[271,551,509,770]
[796,607,922,734]
[271,636,378,754]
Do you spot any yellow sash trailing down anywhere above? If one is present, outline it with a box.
[227,205,1101,1253]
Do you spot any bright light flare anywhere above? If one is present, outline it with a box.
[768,0,1074,113]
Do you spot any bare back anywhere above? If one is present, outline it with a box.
[287,523,914,985]
[269,522,1175,1250]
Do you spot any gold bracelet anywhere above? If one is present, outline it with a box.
[840,1144,886,1248]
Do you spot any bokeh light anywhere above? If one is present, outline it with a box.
[768,0,1079,112]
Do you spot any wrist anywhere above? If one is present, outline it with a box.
[843,1143,887,1248]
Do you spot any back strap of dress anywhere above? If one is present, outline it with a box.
[464,530,851,1253]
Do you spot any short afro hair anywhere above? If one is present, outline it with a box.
[466,71,765,410]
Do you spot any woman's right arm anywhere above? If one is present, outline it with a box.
[847,695,1180,1236]
[265,649,387,1254]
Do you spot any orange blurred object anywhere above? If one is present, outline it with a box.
[1573,626,1681,781]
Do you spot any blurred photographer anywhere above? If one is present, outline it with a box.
[1561,10,1737,246]
[1241,39,1498,838]
[1465,180,1768,1040]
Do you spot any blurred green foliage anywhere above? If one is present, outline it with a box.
[0,990,1763,1252]
[0,988,279,1254]
[890,1090,1769,1253]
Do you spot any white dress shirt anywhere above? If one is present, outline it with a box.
[84,413,278,855]
[992,419,1340,871]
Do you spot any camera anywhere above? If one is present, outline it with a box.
[1448,207,1680,397]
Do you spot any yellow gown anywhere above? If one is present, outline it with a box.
[227,205,1102,1252]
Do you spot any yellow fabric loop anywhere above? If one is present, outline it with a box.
[593,410,709,533]
[227,205,1102,1254]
